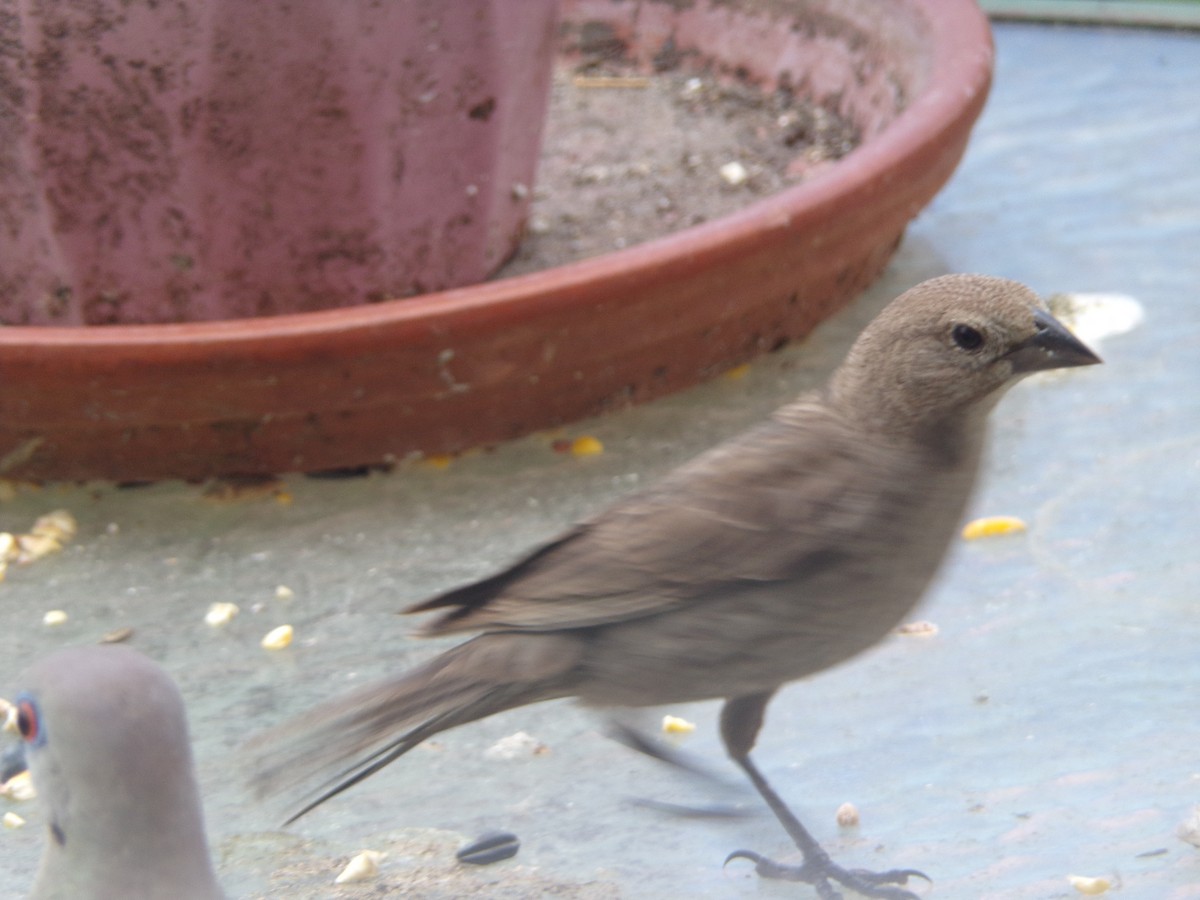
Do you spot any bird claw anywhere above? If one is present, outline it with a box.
[725,848,926,899]
[849,866,931,887]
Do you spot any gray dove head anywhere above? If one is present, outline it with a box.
[830,274,1101,435]
[13,645,222,899]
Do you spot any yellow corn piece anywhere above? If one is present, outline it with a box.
[661,714,696,735]
[571,436,604,457]
[961,515,1027,540]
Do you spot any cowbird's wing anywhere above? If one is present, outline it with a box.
[409,403,912,635]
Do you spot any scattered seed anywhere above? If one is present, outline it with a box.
[204,602,239,627]
[1068,874,1111,894]
[18,534,64,564]
[261,624,294,650]
[456,831,520,866]
[42,610,68,627]
[835,802,860,828]
[30,510,77,543]
[719,160,750,186]
[334,850,385,884]
[99,626,134,644]
[1,771,35,801]
[3,812,25,829]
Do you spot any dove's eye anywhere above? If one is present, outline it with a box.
[951,324,984,351]
[15,698,39,744]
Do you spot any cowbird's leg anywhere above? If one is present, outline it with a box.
[607,719,751,819]
[721,694,928,900]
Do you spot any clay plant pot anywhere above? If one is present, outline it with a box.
[0,0,993,482]
[0,0,559,324]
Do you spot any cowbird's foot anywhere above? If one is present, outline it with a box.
[607,720,741,788]
[725,849,927,900]
[627,796,751,819]
[723,739,929,899]
[609,719,751,818]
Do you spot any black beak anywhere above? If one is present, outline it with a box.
[1006,309,1103,373]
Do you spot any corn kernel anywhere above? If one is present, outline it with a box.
[961,515,1027,540]
[661,714,696,735]
[570,436,604,457]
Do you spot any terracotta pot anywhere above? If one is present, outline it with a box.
[0,0,558,324]
[0,0,993,482]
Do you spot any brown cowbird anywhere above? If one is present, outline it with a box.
[252,275,1100,898]
[12,646,223,900]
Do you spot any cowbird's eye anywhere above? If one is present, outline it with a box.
[951,324,984,351]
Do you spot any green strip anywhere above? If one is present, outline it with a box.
[978,0,1200,28]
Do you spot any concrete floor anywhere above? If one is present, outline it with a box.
[2,21,1198,900]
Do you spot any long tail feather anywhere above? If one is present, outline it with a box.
[247,633,580,821]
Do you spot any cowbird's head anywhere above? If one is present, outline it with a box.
[831,274,1101,435]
